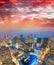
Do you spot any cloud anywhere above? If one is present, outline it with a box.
[0,3,54,24]
[0,21,4,24]
[10,3,54,19]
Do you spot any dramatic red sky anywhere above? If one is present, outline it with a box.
[0,0,54,37]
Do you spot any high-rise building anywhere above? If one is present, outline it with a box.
[49,36,54,51]
[25,35,34,49]
[3,35,12,45]
[19,34,25,43]
[33,34,37,49]
[12,36,24,49]
[25,35,33,44]
[41,38,49,48]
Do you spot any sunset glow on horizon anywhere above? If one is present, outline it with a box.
[0,0,54,38]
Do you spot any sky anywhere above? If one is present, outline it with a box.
[0,0,54,38]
